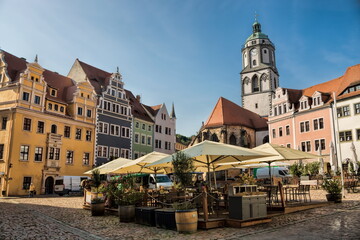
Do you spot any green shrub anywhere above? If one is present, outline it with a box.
[322,178,342,195]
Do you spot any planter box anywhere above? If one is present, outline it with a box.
[229,195,267,220]
[135,207,160,226]
[155,208,176,230]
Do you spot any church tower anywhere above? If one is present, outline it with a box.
[241,19,279,117]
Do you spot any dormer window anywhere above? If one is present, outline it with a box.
[50,89,57,97]
[313,96,321,107]
[300,100,308,110]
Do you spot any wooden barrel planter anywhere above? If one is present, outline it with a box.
[91,202,105,216]
[119,205,135,222]
[175,209,198,233]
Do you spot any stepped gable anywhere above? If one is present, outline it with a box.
[204,97,268,130]
[1,50,27,82]
[125,90,154,123]
[77,59,112,95]
[43,70,75,104]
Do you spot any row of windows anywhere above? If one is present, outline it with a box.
[97,145,130,159]
[339,129,360,142]
[155,140,172,150]
[22,118,92,141]
[98,122,131,138]
[300,139,326,152]
[48,103,65,113]
[135,121,152,132]
[299,96,323,111]
[337,103,360,118]
[155,125,172,135]
[273,103,288,116]
[17,144,90,165]
[77,106,92,118]
[106,87,125,99]
[22,91,42,105]
[272,118,324,138]
[101,100,131,116]
[134,133,152,146]
[133,151,148,159]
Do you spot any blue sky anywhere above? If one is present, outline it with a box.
[1,0,359,136]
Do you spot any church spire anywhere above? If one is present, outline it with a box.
[170,102,176,119]
[34,54,38,63]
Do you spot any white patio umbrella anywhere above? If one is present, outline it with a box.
[236,162,291,169]
[350,142,358,174]
[84,158,132,174]
[330,141,338,172]
[146,140,275,189]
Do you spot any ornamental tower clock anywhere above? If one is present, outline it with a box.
[240,20,279,117]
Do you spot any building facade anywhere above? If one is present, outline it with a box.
[125,90,154,159]
[68,60,132,165]
[144,103,176,155]
[191,97,268,148]
[0,50,96,196]
[268,64,360,170]
[241,20,279,117]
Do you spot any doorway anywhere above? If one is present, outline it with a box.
[45,176,54,194]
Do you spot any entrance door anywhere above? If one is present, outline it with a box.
[45,176,54,194]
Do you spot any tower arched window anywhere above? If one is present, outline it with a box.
[51,124,57,134]
[211,133,219,142]
[229,134,236,145]
[252,75,260,92]
[253,59,257,66]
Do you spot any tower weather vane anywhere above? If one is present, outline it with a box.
[255,12,259,22]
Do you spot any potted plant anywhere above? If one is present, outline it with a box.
[323,178,342,203]
[172,151,198,233]
[90,169,105,216]
[115,175,144,222]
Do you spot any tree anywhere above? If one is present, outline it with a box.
[172,151,195,189]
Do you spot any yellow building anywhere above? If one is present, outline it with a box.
[0,50,97,196]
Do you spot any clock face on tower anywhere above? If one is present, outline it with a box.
[251,49,258,56]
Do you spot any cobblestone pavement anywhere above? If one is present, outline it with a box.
[0,189,359,240]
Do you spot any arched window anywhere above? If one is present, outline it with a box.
[263,135,269,144]
[51,124,57,134]
[240,130,247,147]
[253,59,257,66]
[252,75,259,92]
[229,134,236,145]
[211,133,219,142]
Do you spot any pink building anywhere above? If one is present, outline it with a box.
[268,64,360,169]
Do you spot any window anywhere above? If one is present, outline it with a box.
[54,148,60,160]
[155,139,159,148]
[110,125,115,135]
[66,151,74,164]
[354,103,360,115]
[305,121,310,132]
[0,144,4,160]
[313,118,324,130]
[339,131,352,142]
[134,133,139,143]
[121,149,130,159]
[36,121,44,133]
[22,92,30,101]
[97,146,108,158]
[51,124,57,134]
[313,119,318,130]
[2,117,7,130]
[286,144,291,148]
[86,130,92,141]
[50,89,57,97]
[279,127,283,137]
[98,122,108,134]
[286,126,290,135]
[20,145,29,161]
[121,127,130,138]
[77,107,83,116]
[60,106,64,112]
[76,128,82,140]
[252,75,259,92]
[54,104,58,111]
[272,129,276,138]
[337,106,350,117]
[34,95,41,104]
[34,147,43,162]
[300,141,311,152]
[23,177,32,190]
[109,147,120,158]
[49,147,54,159]
[64,126,71,138]
[23,118,31,131]
[134,152,139,159]
[141,135,146,145]
[283,103,287,113]
[278,105,282,115]
[357,129,360,140]
[148,126,152,132]
[83,153,90,165]
[135,122,139,128]
[142,124,146,130]
[165,141,168,150]
[87,109,92,117]
[48,103,53,110]
[314,139,326,151]
[147,136,152,146]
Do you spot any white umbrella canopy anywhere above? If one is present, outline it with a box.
[84,158,132,174]
[235,162,291,169]
[110,152,171,174]
[146,140,275,170]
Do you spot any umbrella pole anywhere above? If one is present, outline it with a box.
[207,156,212,190]
[213,166,217,190]
[268,162,272,185]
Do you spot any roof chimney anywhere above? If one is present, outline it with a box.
[136,95,141,102]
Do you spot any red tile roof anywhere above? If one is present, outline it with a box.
[204,97,268,130]
[77,59,112,95]
[1,50,27,82]
[125,90,154,123]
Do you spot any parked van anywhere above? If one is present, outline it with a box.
[132,173,173,189]
[54,176,89,196]
[254,167,292,179]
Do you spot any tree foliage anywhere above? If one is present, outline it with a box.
[172,151,195,189]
